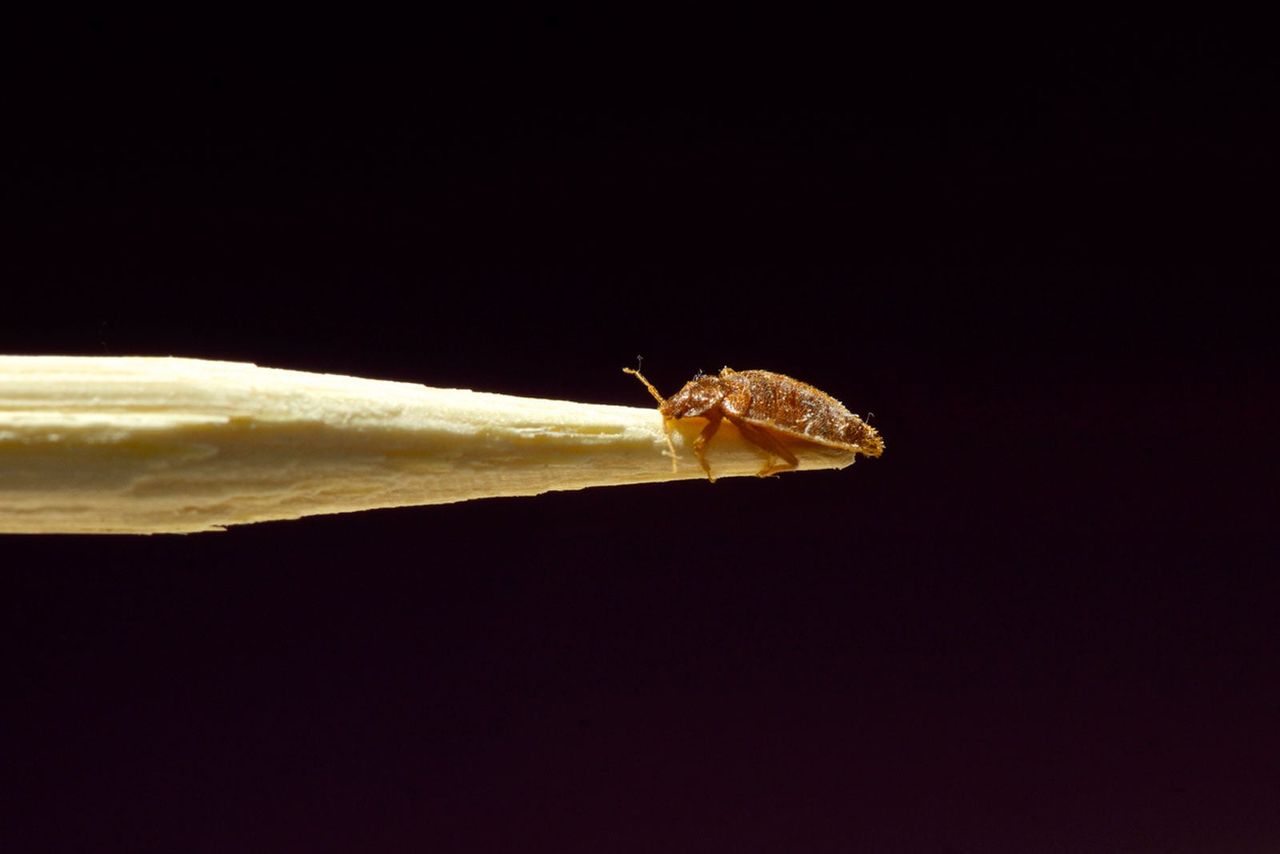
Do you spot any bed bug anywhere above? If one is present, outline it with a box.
[624,366,883,481]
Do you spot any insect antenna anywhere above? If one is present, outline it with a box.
[622,367,665,405]
[622,367,679,473]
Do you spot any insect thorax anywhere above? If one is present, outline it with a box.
[664,376,727,418]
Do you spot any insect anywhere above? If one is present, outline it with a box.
[624,366,884,481]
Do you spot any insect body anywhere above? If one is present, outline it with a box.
[624,366,883,481]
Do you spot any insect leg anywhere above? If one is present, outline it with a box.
[728,416,800,477]
[693,412,723,482]
[660,418,679,474]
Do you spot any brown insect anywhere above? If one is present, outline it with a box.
[624,366,884,481]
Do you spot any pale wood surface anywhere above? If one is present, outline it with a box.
[0,357,866,534]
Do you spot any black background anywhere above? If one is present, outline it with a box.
[3,13,1278,853]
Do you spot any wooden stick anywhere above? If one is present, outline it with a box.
[0,357,871,534]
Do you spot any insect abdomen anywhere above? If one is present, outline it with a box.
[737,370,881,454]
[840,416,883,456]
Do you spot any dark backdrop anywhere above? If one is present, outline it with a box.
[3,14,1277,853]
